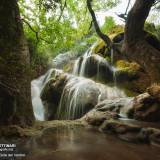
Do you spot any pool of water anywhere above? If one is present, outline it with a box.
[8,127,159,160]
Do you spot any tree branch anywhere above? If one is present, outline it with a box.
[86,0,112,49]
[21,18,39,41]
[21,18,53,44]
[57,0,67,21]
[88,20,93,32]
[125,0,131,15]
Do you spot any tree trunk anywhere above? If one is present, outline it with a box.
[0,0,34,126]
[123,0,160,83]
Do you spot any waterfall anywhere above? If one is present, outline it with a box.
[31,69,62,120]
[31,42,127,121]
[52,51,78,69]
[56,75,125,120]
[73,53,114,81]
[110,48,114,65]
[56,76,99,119]
[119,97,134,118]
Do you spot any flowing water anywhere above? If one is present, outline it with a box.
[31,44,125,120]
[56,75,125,120]
[31,69,62,120]
[29,44,160,160]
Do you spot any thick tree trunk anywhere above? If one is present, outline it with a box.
[0,0,34,126]
[123,0,160,83]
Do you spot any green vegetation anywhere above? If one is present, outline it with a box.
[18,0,119,75]
[18,0,160,78]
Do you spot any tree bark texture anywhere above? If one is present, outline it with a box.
[123,0,160,83]
[0,0,34,126]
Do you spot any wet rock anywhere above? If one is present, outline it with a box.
[95,97,134,118]
[100,120,148,143]
[41,73,69,120]
[81,109,118,126]
[80,54,114,82]
[57,77,101,120]
[0,125,26,138]
[115,60,141,82]
[133,93,160,122]
[93,40,106,55]
[139,128,160,146]
[147,84,160,100]
[100,120,141,134]
[83,91,160,123]
[149,128,160,146]
[41,73,105,120]
[112,32,124,43]
[82,96,135,127]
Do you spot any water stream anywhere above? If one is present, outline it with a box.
[31,69,62,120]
[31,44,125,120]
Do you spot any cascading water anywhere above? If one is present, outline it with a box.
[31,69,62,120]
[52,51,78,69]
[31,42,127,121]
[56,75,125,120]
[56,76,100,119]
[73,48,92,76]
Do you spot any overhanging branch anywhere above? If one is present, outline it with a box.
[57,0,67,21]
[86,0,112,49]
[21,18,53,44]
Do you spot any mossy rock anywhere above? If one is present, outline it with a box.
[41,73,67,102]
[92,40,106,55]
[132,93,160,122]
[40,73,68,120]
[115,60,141,81]
[108,25,124,35]
[92,25,124,57]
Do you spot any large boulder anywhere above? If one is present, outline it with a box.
[57,77,101,120]
[82,91,160,123]
[100,120,145,143]
[96,97,134,118]
[81,109,119,126]
[147,84,160,100]
[132,93,160,122]
[100,120,160,144]
[41,73,103,120]
[82,97,133,126]
[41,69,126,121]
[41,72,69,120]
[114,60,151,94]
[115,60,141,81]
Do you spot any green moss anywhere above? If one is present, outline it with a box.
[115,60,141,80]
[109,25,124,35]
[109,25,124,40]
[116,60,140,76]
[92,40,106,54]
[92,25,124,57]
